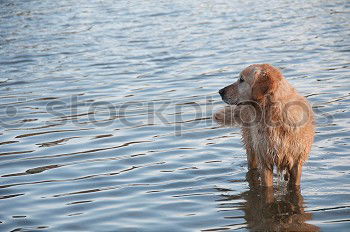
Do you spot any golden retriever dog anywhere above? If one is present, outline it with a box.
[214,64,315,187]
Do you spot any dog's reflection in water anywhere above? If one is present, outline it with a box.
[216,170,319,231]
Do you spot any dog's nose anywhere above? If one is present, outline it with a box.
[219,88,225,96]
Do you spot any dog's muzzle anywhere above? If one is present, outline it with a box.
[219,88,226,97]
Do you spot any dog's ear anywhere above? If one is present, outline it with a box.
[251,64,282,102]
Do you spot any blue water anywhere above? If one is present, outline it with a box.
[1,0,350,231]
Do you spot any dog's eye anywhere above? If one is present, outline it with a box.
[239,76,244,83]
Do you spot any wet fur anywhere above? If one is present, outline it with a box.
[214,64,315,187]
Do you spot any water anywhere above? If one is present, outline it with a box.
[0,0,349,231]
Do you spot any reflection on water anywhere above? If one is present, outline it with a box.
[217,171,320,231]
[1,0,350,231]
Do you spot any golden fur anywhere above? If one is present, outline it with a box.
[214,64,315,187]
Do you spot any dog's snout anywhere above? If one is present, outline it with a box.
[219,88,225,96]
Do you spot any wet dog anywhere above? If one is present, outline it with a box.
[214,64,315,187]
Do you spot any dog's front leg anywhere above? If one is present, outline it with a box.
[214,104,256,126]
[261,166,273,187]
[288,162,303,186]
[213,106,238,126]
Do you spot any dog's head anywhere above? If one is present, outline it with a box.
[219,64,283,105]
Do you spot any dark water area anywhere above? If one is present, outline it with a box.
[1,0,350,231]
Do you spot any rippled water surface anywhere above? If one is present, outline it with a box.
[1,0,350,231]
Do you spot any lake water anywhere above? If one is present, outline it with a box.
[1,0,350,231]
